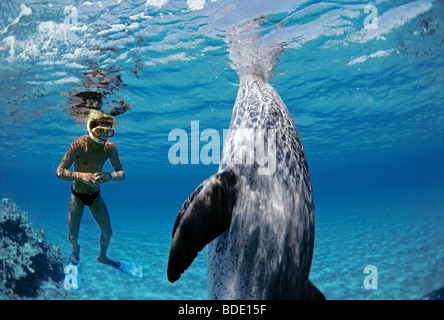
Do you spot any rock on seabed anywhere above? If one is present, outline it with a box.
[0,198,66,299]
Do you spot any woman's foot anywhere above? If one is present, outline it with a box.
[70,246,80,265]
[98,256,121,268]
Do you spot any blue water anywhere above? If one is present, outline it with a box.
[1,0,444,300]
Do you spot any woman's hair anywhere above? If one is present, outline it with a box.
[88,117,114,129]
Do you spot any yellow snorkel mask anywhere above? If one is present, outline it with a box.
[87,110,115,145]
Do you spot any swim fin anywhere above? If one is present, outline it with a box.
[100,259,143,278]
[64,249,81,290]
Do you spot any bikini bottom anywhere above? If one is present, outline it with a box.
[71,186,100,206]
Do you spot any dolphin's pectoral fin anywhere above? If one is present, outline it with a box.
[302,279,326,300]
[167,166,239,283]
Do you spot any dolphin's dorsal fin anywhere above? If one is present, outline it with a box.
[167,166,239,283]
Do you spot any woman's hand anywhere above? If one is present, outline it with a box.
[78,172,112,186]
[93,172,112,185]
[79,172,99,187]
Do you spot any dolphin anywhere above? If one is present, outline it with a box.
[167,73,324,300]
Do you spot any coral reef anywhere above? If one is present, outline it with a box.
[422,286,444,300]
[0,199,66,299]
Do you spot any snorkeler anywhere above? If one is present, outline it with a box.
[56,110,125,269]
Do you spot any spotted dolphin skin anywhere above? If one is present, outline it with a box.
[167,74,325,300]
